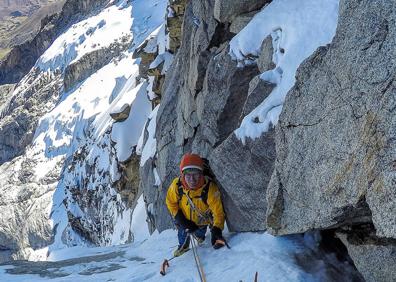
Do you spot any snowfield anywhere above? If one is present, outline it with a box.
[0,197,360,281]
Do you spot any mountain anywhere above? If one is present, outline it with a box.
[0,0,395,281]
[0,0,65,59]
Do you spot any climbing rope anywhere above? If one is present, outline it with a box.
[190,233,207,282]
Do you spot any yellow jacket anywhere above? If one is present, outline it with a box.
[166,177,225,229]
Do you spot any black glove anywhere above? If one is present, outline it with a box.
[211,226,225,248]
[174,210,198,232]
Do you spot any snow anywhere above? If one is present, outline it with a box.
[0,203,360,282]
[111,209,133,245]
[230,0,339,144]
[16,0,169,256]
[149,51,174,74]
[130,196,150,243]
[37,4,133,71]
[130,0,167,48]
[110,82,152,162]
[136,105,159,167]
[33,52,138,167]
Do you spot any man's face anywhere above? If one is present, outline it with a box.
[183,168,203,189]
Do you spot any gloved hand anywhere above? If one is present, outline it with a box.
[174,210,198,233]
[211,226,225,249]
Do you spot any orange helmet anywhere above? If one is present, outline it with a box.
[179,153,204,173]
[179,153,205,189]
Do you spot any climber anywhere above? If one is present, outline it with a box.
[166,153,226,257]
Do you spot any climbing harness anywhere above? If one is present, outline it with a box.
[184,192,214,226]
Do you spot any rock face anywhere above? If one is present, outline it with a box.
[0,69,63,165]
[0,0,65,55]
[0,0,108,85]
[337,228,396,282]
[61,130,138,246]
[0,149,61,262]
[64,36,131,92]
[210,131,275,231]
[0,83,15,110]
[266,0,396,280]
[214,0,271,23]
[144,0,275,232]
[167,0,188,53]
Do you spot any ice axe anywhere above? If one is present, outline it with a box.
[160,256,176,276]
[160,232,191,276]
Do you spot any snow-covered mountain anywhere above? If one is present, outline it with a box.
[0,0,395,281]
[0,0,168,262]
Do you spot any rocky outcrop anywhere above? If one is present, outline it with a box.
[0,83,15,111]
[266,0,396,280]
[167,0,188,53]
[337,226,396,282]
[141,0,274,232]
[0,69,63,165]
[62,130,139,246]
[64,35,131,92]
[214,0,271,23]
[110,104,131,122]
[0,150,60,263]
[0,0,108,85]
[267,0,395,234]
[210,131,275,231]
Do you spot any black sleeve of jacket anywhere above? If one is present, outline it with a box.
[174,210,198,232]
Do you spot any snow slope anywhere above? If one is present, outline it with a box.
[44,0,168,251]
[0,0,168,260]
[0,195,361,281]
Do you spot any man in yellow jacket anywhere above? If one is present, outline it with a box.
[166,153,226,257]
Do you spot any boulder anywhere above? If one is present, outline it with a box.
[266,0,396,238]
[214,0,270,23]
[110,104,131,122]
[210,131,275,231]
[257,36,275,73]
[229,11,256,34]
[338,231,396,282]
